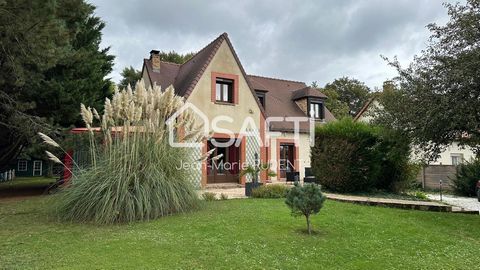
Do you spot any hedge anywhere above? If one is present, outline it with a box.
[311,118,416,193]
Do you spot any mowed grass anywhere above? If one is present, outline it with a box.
[0,197,478,269]
[0,177,56,191]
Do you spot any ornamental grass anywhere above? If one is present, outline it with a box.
[41,80,208,224]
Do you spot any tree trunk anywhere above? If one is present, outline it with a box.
[306,214,311,235]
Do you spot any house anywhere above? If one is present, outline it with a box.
[141,33,335,188]
[5,158,48,177]
[355,96,476,189]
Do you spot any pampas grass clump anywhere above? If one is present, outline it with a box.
[42,80,207,224]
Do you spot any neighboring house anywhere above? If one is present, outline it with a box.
[5,158,48,177]
[355,96,476,189]
[141,33,335,188]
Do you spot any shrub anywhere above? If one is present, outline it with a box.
[451,159,480,196]
[285,183,326,234]
[252,184,289,198]
[42,80,205,224]
[413,191,428,200]
[219,193,228,200]
[311,118,414,193]
[202,192,217,201]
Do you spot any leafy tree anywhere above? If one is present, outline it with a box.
[321,86,351,119]
[322,77,371,118]
[452,159,480,196]
[157,50,195,64]
[119,66,141,89]
[0,0,114,167]
[285,183,326,234]
[377,0,480,161]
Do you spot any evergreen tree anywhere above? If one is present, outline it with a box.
[0,0,114,167]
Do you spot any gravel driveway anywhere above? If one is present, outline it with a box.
[427,194,480,212]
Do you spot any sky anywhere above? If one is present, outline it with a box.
[89,0,459,89]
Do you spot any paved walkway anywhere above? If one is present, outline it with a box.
[200,187,476,213]
[325,193,452,212]
[427,194,480,213]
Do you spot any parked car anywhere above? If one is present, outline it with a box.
[477,180,480,202]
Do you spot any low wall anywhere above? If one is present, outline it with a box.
[417,165,456,190]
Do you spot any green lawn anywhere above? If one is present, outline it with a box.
[0,177,56,191]
[0,197,478,269]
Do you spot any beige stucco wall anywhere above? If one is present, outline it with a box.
[186,41,262,133]
[412,143,476,165]
[269,132,312,181]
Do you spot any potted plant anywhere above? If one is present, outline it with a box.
[241,153,276,197]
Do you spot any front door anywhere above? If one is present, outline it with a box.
[207,139,240,183]
[279,144,295,179]
[33,160,42,176]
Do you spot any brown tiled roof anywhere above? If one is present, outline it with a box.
[291,87,327,100]
[143,32,336,132]
[248,75,335,132]
[143,60,180,92]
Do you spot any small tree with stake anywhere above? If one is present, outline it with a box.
[285,183,326,234]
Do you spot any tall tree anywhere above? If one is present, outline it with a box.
[119,66,141,89]
[158,50,195,64]
[0,0,114,167]
[376,0,480,161]
[322,77,371,118]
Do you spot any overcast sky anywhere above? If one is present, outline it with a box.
[89,0,459,89]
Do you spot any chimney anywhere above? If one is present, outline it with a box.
[150,50,161,73]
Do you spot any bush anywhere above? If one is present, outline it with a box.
[413,191,428,200]
[311,118,414,193]
[252,184,289,198]
[202,192,217,201]
[285,183,326,234]
[46,80,203,224]
[451,159,480,196]
[220,193,228,200]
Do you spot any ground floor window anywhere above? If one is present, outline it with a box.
[451,153,464,166]
[17,160,27,172]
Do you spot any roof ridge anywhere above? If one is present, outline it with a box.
[248,74,306,84]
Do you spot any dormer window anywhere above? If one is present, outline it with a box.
[308,99,324,120]
[216,78,234,103]
[255,90,266,108]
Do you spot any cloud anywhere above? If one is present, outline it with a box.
[90,0,457,88]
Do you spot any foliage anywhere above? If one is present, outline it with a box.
[119,66,142,90]
[43,80,206,224]
[413,191,428,200]
[202,192,217,201]
[451,158,480,196]
[0,0,114,166]
[322,77,371,118]
[219,193,228,200]
[376,0,480,161]
[240,161,276,184]
[157,50,195,64]
[252,184,290,198]
[285,183,326,234]
[311,118,415,193]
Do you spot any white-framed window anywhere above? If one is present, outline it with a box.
[309,102,323,119]
[451,154,464,166]
[215,78,234,103]
[33,160,42,176]
[17,160,27,172]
